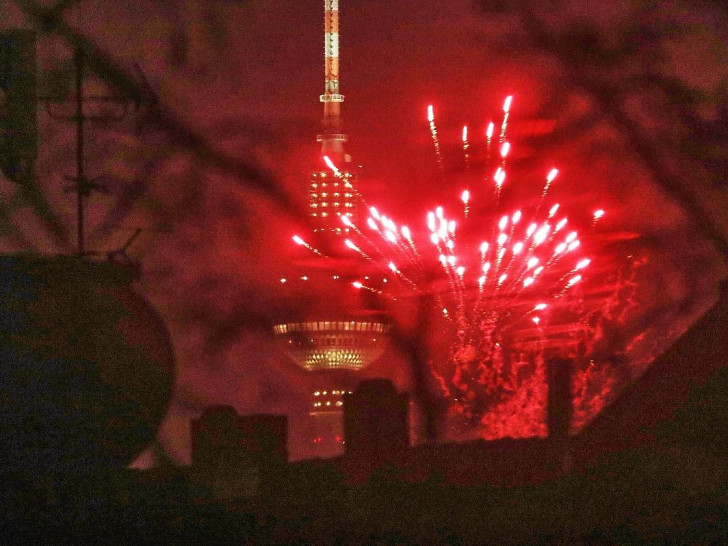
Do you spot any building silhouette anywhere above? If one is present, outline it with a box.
[343,379,409,457]
[191,406,287,500]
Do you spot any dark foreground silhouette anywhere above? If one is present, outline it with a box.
[2,256,728,543]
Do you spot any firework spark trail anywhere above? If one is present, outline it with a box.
[368,211,418,268]
[486,121,494,161]
[345,236,416,291]
[322,155,369,219]
[499,141,511,175]
[499,95,512,144]
[350,211,428,293]
[462,125,471,175]
[396,224,431,286]
[592,209,605,226]
[344,196,595,348]
[352,280,381,295]
[323,155,340,176]
[543,168,559,198]
[352,280,400,302]
[499,218,590,306]
[292,234,327,257]
[400,223,426,271]
[340,213,364,237]
[387,260,420,290]
[427,105,445,177]
[343,207,440,307]
[344,238,375,262]
[436,212,468,299]
[493,167,506,203]
[431,228,460,300]
[461,190,470,218]
[344,208,391,259]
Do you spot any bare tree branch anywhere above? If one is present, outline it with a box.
[507,3,728,260]
[12,0,305,224]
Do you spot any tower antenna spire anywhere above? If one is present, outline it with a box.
[318,0,347,159]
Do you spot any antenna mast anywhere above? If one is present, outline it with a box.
[318,0,347,160]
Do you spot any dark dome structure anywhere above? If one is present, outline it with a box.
[0,254,175,474]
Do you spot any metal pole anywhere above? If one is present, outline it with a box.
[74,46,85,255]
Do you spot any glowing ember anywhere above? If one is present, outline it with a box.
[323,155,340,176]
[427,104,444,174]
[503,95,513,113]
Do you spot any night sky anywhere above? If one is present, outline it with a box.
[2,0,727,463]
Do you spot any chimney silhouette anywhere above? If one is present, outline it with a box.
[343,379,409,457]
[546,357,574,440]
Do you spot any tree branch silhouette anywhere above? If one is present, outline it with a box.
[479,1,728,260]
[12,0,304,227]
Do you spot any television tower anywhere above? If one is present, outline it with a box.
[309,0,358,235]
[274,0,390,458]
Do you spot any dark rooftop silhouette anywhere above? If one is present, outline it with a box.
[573,283,728,464]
